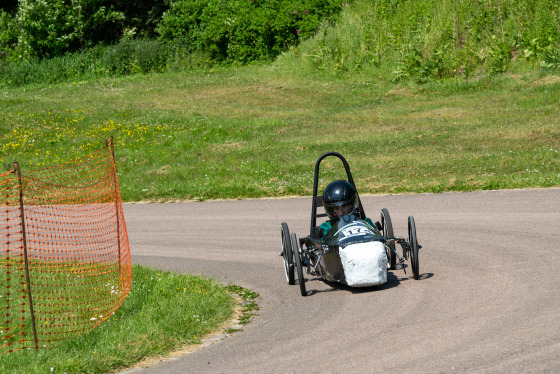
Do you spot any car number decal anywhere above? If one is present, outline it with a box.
[334,223,373,238]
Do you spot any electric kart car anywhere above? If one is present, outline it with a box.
[281,152,421,296]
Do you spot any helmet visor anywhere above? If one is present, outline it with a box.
[324,198,357,219]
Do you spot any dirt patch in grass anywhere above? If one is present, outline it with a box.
[535,75,560,86]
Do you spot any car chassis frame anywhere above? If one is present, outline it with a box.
[281,152,421,296]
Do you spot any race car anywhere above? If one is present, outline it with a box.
[281,152,421,296]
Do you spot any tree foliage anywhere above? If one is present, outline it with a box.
[1,0,171,59]
[0,0,343,62]
[0,0,559,86]
[156,0,344,63]
[0,0,18,14]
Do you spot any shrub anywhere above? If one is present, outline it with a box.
[104,39,167,75]
[541,45,560,70]
[157,0,345,63]
[0,10,18,59]
[155,0,205,52]
[13,0,127,59]
[16,0,83,59]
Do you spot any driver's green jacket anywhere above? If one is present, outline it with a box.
[319,217,375,239]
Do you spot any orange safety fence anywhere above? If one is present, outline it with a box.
[0,138,132,353]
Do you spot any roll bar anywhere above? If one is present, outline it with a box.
[310,152,366,237]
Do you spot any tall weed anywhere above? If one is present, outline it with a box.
[0,40,179,87]
[104,40,167,75]
[291,0,560,81]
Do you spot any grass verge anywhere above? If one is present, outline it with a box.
[0,265,257,374]
[1,67,559,201]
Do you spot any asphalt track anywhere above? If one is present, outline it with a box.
[122,189,560,374]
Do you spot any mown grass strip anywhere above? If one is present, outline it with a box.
[1,68,559,201]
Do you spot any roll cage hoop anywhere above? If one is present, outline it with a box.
[310,152,367,238]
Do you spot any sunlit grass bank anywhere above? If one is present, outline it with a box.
[1,67,559,201]
[0,265,242,374]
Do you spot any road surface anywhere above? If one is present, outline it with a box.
[121,189,560,373]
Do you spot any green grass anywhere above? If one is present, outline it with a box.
[0,259,129,352]
[1,66,559,201]
[1,1,559,199]
[0,265,242,374]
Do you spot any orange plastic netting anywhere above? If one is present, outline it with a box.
[1,139,131,353]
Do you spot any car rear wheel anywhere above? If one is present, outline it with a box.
[281,222,295,285]
[381,208,396,269]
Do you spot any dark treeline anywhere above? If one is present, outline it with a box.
[0,0,341,61]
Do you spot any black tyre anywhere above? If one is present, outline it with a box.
[291,233,307,296]
[408,216,419,280]
[281,222,295,285]
[381,208,396,269]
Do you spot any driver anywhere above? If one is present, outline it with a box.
[320,180,375,238]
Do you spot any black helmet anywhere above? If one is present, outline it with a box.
[322,180,358,220]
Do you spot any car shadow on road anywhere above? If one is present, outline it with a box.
[388,263,434,283]
[302,267,434,296]
[302,272,400,296]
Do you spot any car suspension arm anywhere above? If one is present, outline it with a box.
[387,237,408,274]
